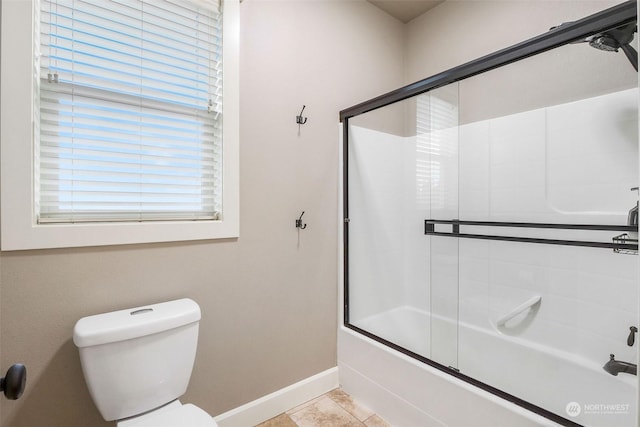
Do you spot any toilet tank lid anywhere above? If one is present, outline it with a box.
[73,298,201,348]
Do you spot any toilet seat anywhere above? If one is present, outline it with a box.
[118,401,217,427]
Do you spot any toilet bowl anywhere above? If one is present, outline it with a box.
[73,299,217,427]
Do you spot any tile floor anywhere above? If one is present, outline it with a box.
[256,388,390,427]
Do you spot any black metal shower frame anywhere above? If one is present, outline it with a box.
[339,2,638,427]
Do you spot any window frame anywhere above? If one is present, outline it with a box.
[1,0,240,250]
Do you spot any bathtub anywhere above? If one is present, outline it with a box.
[338,305,637,427]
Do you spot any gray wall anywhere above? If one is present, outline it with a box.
[0,1,405,426]
[405,1,623,84]
[404,1,631,124]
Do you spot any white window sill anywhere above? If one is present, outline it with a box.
[1,220,239,251]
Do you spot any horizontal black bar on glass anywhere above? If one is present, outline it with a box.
[339,0,636,122]
[425,219,636,232]
[424,219,638,251]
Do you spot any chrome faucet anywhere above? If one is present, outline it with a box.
[603,354,637,376]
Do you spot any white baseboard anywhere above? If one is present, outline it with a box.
[213,367,339,427]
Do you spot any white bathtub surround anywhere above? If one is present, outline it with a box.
[343,88,638,427]
[338,327,560,427]
[349,307,637,427]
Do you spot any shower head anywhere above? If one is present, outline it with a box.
[589,34,622,52]
[585,23,636,52]
[550,22,638,71]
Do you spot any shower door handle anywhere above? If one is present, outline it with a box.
[496,296,542,327]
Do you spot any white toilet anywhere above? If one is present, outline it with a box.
[73,298,217,427]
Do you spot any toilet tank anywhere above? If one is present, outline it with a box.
[73,299,201,421]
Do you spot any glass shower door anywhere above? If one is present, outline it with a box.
[346,98,433,359]
[346,84,461,365]
[419,85,460,369]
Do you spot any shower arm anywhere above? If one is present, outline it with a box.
[620,44,638,71]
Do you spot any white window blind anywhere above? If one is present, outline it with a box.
[38,0,222,223]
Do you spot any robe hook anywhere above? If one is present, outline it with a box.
[295,211,307,229]
[296,105,308,125]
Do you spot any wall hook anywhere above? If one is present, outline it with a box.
[629,326,638,346]
[295,211,307,229]
[296,105,308,125]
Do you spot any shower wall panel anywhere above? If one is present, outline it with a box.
[457,88,639,369]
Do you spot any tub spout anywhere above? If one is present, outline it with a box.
[603,354,637,376]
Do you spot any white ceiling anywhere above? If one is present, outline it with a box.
[366,0,445,23]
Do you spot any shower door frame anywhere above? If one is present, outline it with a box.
[339,2,638,427]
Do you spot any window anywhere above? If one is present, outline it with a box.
[1,0,239,250]
[39,0,223,223]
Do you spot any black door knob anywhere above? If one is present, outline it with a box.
[0,364,26,400]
